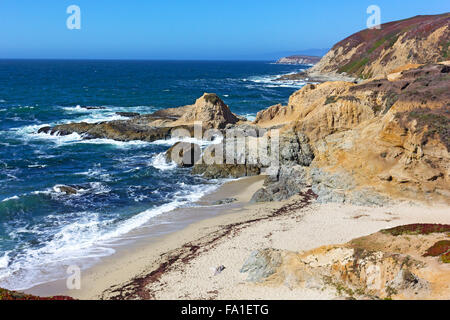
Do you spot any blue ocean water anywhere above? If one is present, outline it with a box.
[0,60,308,290]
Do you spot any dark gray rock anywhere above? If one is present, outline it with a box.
[116,112,140,118]
[251,166,309,203]
[278,131,314,166]
[212,198,237,205]
[388,269,429,293]
[240,249,282,282]
[37,126,51,134]
[192,164,261,179]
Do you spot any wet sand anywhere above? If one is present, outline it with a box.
[25,175,450,300]
[25,175,265,297]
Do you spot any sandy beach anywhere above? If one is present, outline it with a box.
[26,175,449,300]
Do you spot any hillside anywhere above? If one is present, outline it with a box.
[275,55,322,65]
[310,13,450,78]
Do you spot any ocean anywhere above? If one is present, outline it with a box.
[0,60,308,290]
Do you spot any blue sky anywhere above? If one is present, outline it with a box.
[0,0,448,60]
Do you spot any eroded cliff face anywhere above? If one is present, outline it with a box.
[309,13,449,78]
[240,224,450,300]
[254,62,449,203]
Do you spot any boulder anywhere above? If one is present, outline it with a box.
[212,198,237,205]
[174,93,239,129]
[47,121,173,142]
[192,164,260,179]
[37,126,51,134]
[53,185,79,195]
[251,166,309,203]
[165,142,201,167]
[116,112,140,118]
[240,249,282,282]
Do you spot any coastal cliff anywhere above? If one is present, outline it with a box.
[30,13,449,300]
[275,55,321,65]
[253,62,449,204]
[310,13,450,78]
[37,13,450,206]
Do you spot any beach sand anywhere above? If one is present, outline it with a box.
[26,176,450,300]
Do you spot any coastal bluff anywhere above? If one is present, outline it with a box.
[37,14,450,206]
[275,55,321,65]
[310,13,450,78]
[22,12,450,301]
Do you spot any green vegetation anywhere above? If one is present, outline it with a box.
[385,286,398,299]
[386,32,400,48]
[383,92,399,114]
[441,251,450,264]
[441,41,450,59]
[381,224,450,236]
[338,57,369,75]
[325,96,338,105]
[325,95,360,105]
[322,276,359,298]
[0,287,74,300]
[407,108,450,151]
[367,38,386,54]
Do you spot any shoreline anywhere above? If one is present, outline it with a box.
[26,173,450,299]
[24,175,266,298]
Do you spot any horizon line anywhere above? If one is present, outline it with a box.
[0,57,286,62]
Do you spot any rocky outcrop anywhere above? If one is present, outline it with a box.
[165,142,202,167]
[251,165,389,206]
[240,249,282,282]
[37,93,240,141]
[310,13,450,78]
[192,129,314,179]
[241,224,450,299]
[116,112,140,118]
[173,93,239,129]
[253,62,450,204]
[192,163,261,179]
[48,120,174,142]
[275,55,321,65]
[35,15,450,206]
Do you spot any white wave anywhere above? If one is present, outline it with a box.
[75,167,112,181]
[0,253,9,269]
[63,104,156,122]
[9,124,84,145]
[240,113,256,122]
[74,113,126,124]
[62,105,96,113]
[0,109,6,112]
[76,138,150,148]
[27,164,47,168]
[0,181,221,291]
[152,135,223,147]
[150,152,177,171]
[11,124,151,149]
[5,173,18,181]
[244,71,308,89]
[1,195,19,202]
